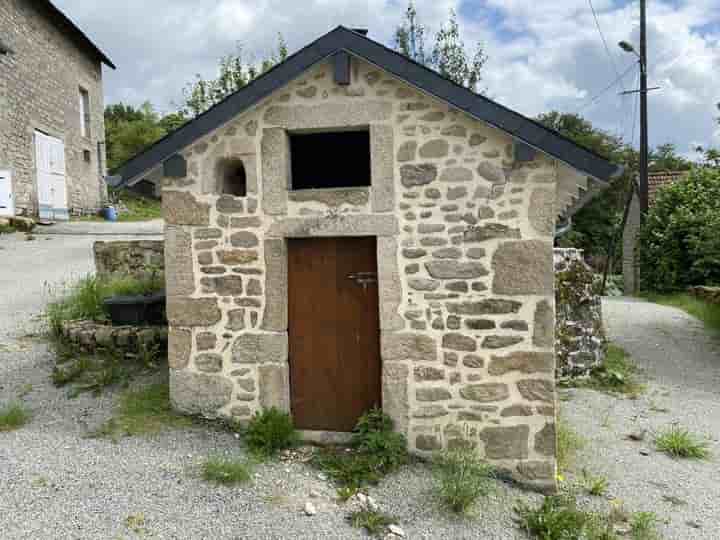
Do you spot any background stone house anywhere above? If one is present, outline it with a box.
[116,27,620,492]
[0,0,115,220]
[622,170,687,294]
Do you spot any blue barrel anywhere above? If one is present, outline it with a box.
[103,206,117,222]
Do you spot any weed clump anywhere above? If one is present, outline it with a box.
[0,402,31,432]
[433,446,494,514]
[245,407,298,457]
[201,456,253,485]
[654,424,710,459]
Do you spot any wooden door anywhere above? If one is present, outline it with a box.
[288,237,381,432]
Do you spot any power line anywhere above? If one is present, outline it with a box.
[588,0,626,93]
[576,62,636,113]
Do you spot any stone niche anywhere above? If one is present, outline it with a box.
[162,56,560,492]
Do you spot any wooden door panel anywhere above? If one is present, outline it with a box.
[288,237,381,432]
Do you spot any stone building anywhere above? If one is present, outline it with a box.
[116,27,620,492]
[0,0,115,220]
[622,171,687,294]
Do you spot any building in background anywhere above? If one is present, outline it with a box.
[0,0,115,220]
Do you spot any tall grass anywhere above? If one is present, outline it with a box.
[46,273,163,334]
[645,293,720,333]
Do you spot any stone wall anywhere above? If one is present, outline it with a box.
[60,320,167,356]
[0,0,107,216]
[94,240,165,280]
[554,249,606,377]
[162,56,559,491]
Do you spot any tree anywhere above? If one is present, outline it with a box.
[394,1,427,65]
[180,34,288,118]
[431,9,487,92]
[105,102,166,172]
[537,112,637,268]
[394,3,487,92]
[649,143,691,172]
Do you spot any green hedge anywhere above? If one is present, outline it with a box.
[640,167,720,292]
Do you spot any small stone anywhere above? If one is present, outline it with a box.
[389,524,406,537]
[304,502,317,516]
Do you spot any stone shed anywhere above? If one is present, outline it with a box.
[115,27,620,492]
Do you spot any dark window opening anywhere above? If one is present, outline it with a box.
[216,158,247,197]
[290,130,370,190]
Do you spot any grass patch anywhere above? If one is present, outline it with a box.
[581,469,609,496]
[46,272,164,334]
[654,424,711,459]
[515,494,662,540]
[201,456,253,485]
[0,223,17,234]
[557,416,585,474]
[347,508,396,538]
[645,292,720,333]
[312,408,408,490]
[0,402,31,432]
[244,407,299,457]
[433,446,494,514]
[562,345,644,397]
[76,189,162,223]
[91,382,190,439]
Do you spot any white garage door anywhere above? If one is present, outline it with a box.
[35,131,68,221]
[0,169,13,217]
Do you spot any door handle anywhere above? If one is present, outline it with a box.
[347,272,377,290]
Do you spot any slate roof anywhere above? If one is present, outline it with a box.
[39,0,115,69]
[114,26,620,184]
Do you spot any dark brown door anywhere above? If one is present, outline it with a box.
[288,237,381,432]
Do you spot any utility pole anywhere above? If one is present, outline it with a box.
[639,0,648,217]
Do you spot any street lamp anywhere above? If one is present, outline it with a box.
[618,40,637,55]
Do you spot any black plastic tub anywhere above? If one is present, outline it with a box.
[104,292,166,326]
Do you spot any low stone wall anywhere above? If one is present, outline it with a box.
[689,286,720,305]
[94,240,165,279]
[60,320,167,355]
[554,249,606,377]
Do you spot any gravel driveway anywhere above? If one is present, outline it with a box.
[2,234,719,539]
[562,297,720,539]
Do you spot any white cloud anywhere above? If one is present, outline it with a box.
[53,0,720,151]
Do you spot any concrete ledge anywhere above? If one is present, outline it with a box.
[297,430,353,445]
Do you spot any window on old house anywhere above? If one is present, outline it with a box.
[216,158,247,197]
[79,88,91,138]
[289,129,370,190]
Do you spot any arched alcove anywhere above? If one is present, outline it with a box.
[215,158,247,197]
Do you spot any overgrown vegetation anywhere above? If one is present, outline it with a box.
[640,167,720,292]
[644,293,720,333]
[50,340,162,397]
[312,408,408,490]
[654,424,711,460]
[515,493,662,540]
[347,508,397,538]
[91,382,190,440]
[244,407,298,457]
[46,273,164,334]
[84,188,162,222]
[201,456,253,485]
[557,417,585,474]
[433,446,494,514]
[0,402,31,432]
[581,469,609,496]
[0,223,16,234]
[561,345,644,397]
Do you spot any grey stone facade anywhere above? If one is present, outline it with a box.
[162,56,561,491]
[0,0,108,217]
[94,240,164,279]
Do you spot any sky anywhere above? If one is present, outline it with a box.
[54,0,720,156]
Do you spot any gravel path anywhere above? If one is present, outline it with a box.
[2,235,719,539]
[562,297,720,539]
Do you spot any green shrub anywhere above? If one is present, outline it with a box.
[0,402,31,432]
[654,424,710,459]
[515,494,616,540]
[244,407,298,457]
[639,167,720,292]
[347,508,395,537]
[201,456,252,485]
[312,408,408,489]
[433,447,494,514]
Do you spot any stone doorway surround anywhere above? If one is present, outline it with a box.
[261,214,406,438]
